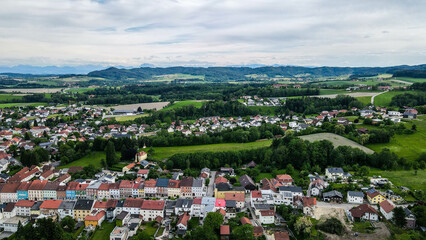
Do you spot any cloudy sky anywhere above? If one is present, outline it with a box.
[0,0,426,68]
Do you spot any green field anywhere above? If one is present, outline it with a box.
[369,168,426,191]
[247,106,280,115]
[150,140,272,159]
[0,94,24,102]
[66,87,96,93]
[160,100,204,111]
[374,90,422,107]
[365,116,426,160]
[0,102,47,108]
[114,114,148,121]
[394,77,426,83]
[313,78,408,87]
[355,96,372,105]
[318,89,347,95]
[58,151,115,169]
[91,221,116,240]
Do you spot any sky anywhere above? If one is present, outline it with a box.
[0,0,426,68]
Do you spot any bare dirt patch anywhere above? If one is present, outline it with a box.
[299,133,374,154]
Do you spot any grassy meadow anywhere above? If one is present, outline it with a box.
[160,100,204,111]
[365,116,426,161]
[369,168,426,191]
[355,96,372,105]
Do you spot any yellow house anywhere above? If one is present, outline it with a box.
[214,184,245,199]
[85,211,105,227]
[74,200,94,222]
[367,191,386,204]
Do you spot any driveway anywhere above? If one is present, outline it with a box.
[206,171,216,197]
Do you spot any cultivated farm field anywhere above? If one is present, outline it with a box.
[299,133,374,154]
[0,88,63,93]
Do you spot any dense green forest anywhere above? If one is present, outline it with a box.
[283,95,364,114]
[87,64,426,81]
[393,70,426,78]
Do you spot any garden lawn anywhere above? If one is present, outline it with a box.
[352,221,375,233]
[160,100,204,111]
[91,221,116,240]
[369,168,426,191]
[141,222,157,236]
[150,140,272,159]
[365,116,426,161]
[58,151,120,169]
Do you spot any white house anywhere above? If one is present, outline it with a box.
[259,210,275,224]
[325,168,344,181]
[347,191,364,204]
[379,200,395,220]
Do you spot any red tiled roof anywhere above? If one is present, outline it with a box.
[141,200,165,210]
[41,170,53,179]
[240,217,251,225]
[260,210,275,216]
[1,183,20,193]
[349,204,378,218]
[177,212,190,227]
[85,210,105,221]
[66,181,79,191]
[15,200,35,208]
[253,226,263,235]
[137,169,149,174]
[144,179,156,188]
[119,180,134,189]
[40,199,63,209]
[29,180,48,190]
[224,192,245,202]
[98,183,110,191]
[168,179,180,188]
[276,174,292,181]
[193,198,202,205]
[379,200,395,213]
[367,191,381,198]
[124,198,144,208]
[251,191,262,198]
[303,197,317,208]
[93,200,118,209]
[214,176,228,184]
[274,231,290,240]
[220,225,230,235]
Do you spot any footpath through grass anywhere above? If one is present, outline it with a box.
[365,116,426,161]
[150,140,272,159]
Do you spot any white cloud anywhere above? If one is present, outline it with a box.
[0,0,425,67]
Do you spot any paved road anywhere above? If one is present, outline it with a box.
[371,90,388,104]
[206,171,216,197]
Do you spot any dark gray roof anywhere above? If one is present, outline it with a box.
[166,200,176,210]
[226,200,236,208]
[116,211,129,220]
[216,182,232,191]
[31,201,43,210]
[327,168,344,174]
[59,201,76,210]
[192,179,203,188]
[347,191,363,197]
[74,199,94,210]
[156,178,169,188]
[254,204,274,210]
[239,175,255,188]
[323,190,343,198]
[175,199,193,208]
[279,186,303,193]
[116,200,125,208]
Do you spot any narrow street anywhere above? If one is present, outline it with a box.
[206,171,216,197]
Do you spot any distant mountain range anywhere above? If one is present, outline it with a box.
[0,65,106,75]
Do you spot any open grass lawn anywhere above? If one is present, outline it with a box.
[0,94,24,102]
[369,168,426,191]
[0,102,47,108]
[373,90,421,107]
[160,100,204,111]
[114,114,148,121]
[365,116,426,161]
[91,221,116,240]
[255,169,288,182]
[355,96,372,105]
[58,151,120,169]
[150,140,272,159]
[319,89,347,95]
[394,77,426,83]
[313,79,408,87]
